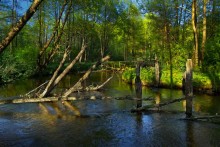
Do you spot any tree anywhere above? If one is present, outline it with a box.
[201,0,208,65]
[0,0,43,54]
[192,0,199,66]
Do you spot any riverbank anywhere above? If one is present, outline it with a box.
[122,67,220,95]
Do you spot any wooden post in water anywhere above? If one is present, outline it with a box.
[185,59,193,118]
[135,62,142,108]
[155,56,160,87]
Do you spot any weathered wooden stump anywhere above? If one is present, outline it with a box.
[185,59,193,118]
[135,63,142,108]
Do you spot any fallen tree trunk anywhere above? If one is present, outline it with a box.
[0,94,154,105]
[0,97,78,105]
[131,97,186,112]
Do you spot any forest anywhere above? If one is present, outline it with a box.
[0,0,220,92]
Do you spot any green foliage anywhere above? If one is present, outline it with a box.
[140,67,155,86]
[122,67,220,92]
[122,68,136,84]
[0,47,37,83]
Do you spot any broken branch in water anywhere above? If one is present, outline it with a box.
[85,76,113,91]
[24,80,49,97]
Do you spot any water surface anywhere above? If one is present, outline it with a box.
[0,71,220,146]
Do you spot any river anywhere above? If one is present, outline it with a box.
[0,71,220,146]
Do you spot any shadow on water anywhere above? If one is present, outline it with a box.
[0,71,220,146]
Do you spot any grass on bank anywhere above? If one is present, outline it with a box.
[122,67,219,92]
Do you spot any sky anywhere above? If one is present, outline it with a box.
[19,1,32,14]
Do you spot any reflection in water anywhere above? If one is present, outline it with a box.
[186,122,194,147]
[38,103,49,114]
[183,100,186,111]
[155,92,161,104]
[63,101,81,116]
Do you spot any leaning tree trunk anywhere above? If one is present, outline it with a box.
[63,55,110,97]
[39,41,86,98]
[0,0,43,54]
[39,46,70,98]
[37,0,69,71]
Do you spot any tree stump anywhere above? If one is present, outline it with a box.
[185,59,193,118]
[135,63,142,108]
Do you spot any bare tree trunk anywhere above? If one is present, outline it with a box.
[37,0,69,71]
[192,0,199,66]
[0,0,43,54]
[40,41,86,98]
[43,2,72,66]
[185,59,193,118]
[201,0,208,64]
[63,55,110,97]
[39,47,70,98]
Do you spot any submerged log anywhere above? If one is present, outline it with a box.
[131,97,186,112]
[180,115,220,121]
[115,96,154,101]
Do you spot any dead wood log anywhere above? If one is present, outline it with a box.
[115,96,154,101]
[63,55,110,97]
[24,80,49,97]
[40,41,86,98]
[0,0,43,54]
[0,97,77,105]
[131,97,186,112]
[0,94,155,105]
[0,94,112,105]
[39,47,70,98]
[85,76,113,91]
